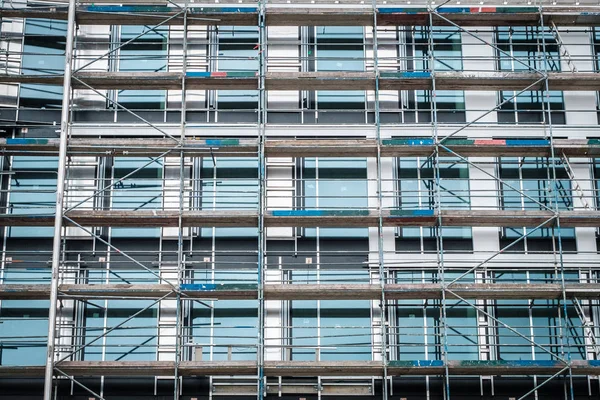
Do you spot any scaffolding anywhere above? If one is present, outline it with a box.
[0,0,600,399]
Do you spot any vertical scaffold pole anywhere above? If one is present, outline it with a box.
[44,0,77,398]
[371,2,389,398]
[538,4,575,400]
[428,6,451,400]
[174,1,189,398]
[257,1,267,399]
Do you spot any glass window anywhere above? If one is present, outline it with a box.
[19,19,66,108]
[406,27,465,123]
[189,235,258,360]
[0,299,48,365]
[87,247,160,285]
[290,299,318,361]
[496,27,565,124]
[396,299,478,361]
[200,157,258,238]
[1,243,52,285]
[118,26,168,109]
[111,157,163,238]
[397,156,471,240]
[286,231,371,361]
[499,157,575,241]
[192,300,258,361]
[217,26,259,109]
[316,26,365,109]
[7,156,58,238]
[84,299,158,361]
[191,238,258,286]
[83,258,160,361]
[496,271,585,362]
[303,157,368,238]
[319,238,370,284]
[291,299,371,361]
[320,299,371,360]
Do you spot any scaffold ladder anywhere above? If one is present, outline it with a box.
[572,297,600,358]
[560,153,590,209]
[549,20,577,73]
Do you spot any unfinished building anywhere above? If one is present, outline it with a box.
[1,0,600,399]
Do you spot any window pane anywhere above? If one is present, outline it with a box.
[118,26,167,109]
[316,26,365,109]
[19,19,66,108]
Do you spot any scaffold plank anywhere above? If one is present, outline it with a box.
[2,138,600,158]
[1,71,600,91]
[2,6,600,27]
[1,360,599,377]
[0,209,598,227]
[0,283,598,301]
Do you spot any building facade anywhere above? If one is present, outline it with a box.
[0,1,600,399]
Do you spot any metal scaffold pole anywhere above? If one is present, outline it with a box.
[257,1,267,399]
[43,0,77,398]
[174,0,190,398]
[537,4,575,400]
[371,1,389,398]
[428,4,451,399]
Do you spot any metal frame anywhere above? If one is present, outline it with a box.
[0,1,597,399]
[43,0,76,397]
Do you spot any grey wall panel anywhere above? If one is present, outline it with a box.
[317,112,365,124]
[267,112,302,124]
[116,111,165,123]
[72,110,115,123]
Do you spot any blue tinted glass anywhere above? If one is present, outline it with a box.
[200,157,258,238]
[321,299,371,360]
[20,19,66,108]
[497,27,563,122]
[304,158,368,238]
[213,300,257,360]
[87,262,159,285]
[0,300,49,365]
[8,156,58,238]
[501,157,575,238]
[412,27,464,113]
[291,299,317,361]
[396,300,477,361]
[118,26,167,109]
[218,26,259,108]
[84,300,158,361]
[398,157,471,239]
[317,26,365,108]
[496,299,534,360]
[111,157,162,238]
[445,301,478,360]
[396,300,431,359]
[192,300,257,361]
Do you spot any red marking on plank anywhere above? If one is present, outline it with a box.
[470,7,496,13]
[211,72,227,77]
